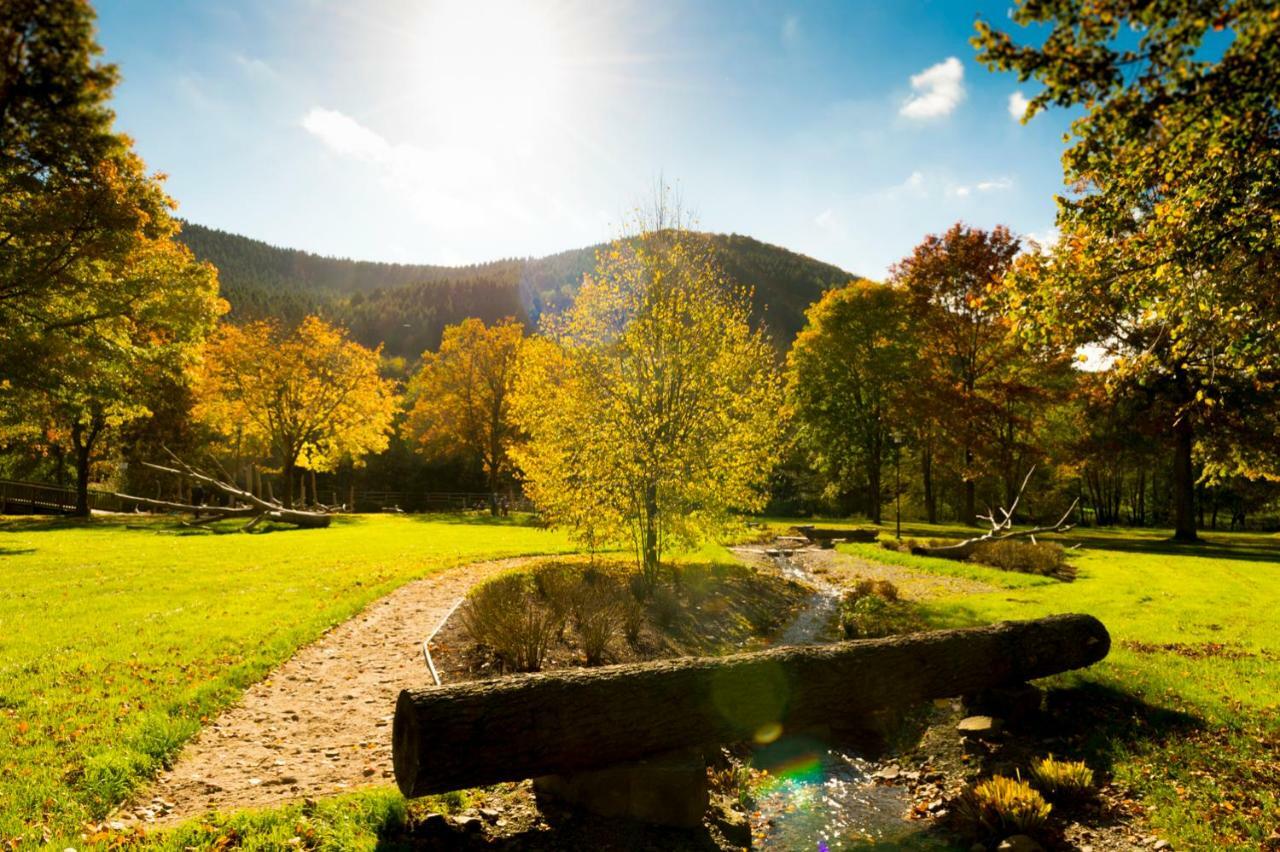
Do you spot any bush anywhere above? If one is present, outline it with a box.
[458,573,559,672]
[838,580,918,639]
[969,540,1067,576]
[574,574,624,666]
[1029,756,1095,803]
[957,775,1052,838]
[532,562,578,635]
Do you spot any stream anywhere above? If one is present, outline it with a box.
[736,543,928,850]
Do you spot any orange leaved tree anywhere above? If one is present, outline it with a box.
[193,316,398,507]
[404,317,525,515]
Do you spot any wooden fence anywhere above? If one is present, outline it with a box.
[0,479,125,515]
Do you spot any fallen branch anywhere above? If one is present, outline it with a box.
[115,451,332,530]
[912,467,1076,560]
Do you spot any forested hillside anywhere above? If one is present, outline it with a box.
[179,223,858,358]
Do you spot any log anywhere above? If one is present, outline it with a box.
[393,613,1109,797]
[793,525,880,543]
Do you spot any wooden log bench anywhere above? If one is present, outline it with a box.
[393,614,1109,826]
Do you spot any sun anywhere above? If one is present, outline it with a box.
[412,2,570,146]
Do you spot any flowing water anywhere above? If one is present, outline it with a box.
[741,544,929,850]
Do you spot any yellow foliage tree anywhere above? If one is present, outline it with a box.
[193,316,398,507]
[511,226,783,584]
[405,317,525,514]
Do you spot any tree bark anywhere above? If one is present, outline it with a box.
[963,447,976,526]
[393,614,1110,797]
[642,483,659,583]
[283,459,296,509]
[922,448,937,524]
[70,417,103,518]
[1172,409,1198,542]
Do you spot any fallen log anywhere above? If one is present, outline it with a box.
[793,525,880,543]
[393,613,1109,798]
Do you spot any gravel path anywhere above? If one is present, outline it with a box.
[790,547,995,600]
[120,556,538,827]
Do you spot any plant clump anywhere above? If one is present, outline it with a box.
[838,579,920,639]
[969,539,1068,577]
[457,573,560,673]
[956,774,1052,839]
[1029,755,1095,803]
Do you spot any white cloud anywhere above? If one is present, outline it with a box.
[976,177,1013,192]
[900,57,965,119]
[948,176,1013,197]
[300,107,499,227]
[782,15,801,44]
[302,108,390,161]
[1023,226,1059,251]
[1008,91,1030,122]
[814,208,842,235]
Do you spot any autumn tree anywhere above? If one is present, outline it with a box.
[0,2,224,515]
[511,225,783,586]
[405,317,524,514]
[890,224,1024,525]
[786,281,916,523]
[975,0,1280,541]
[193,317,398,508]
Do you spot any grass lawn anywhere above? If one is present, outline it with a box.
[862,523,1279,849]
[0,513,574,847]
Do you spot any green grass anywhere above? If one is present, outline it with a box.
[0,513,574,847]
[6,514,1278,849]
[864,523,1279,849]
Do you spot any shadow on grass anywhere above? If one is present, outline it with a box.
[396,510,550,528]
[1064,531,1280,566]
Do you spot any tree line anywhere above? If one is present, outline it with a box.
[3,0,1277,554]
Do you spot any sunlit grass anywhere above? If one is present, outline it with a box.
[873,523,1280,849]
[0,513,574,846]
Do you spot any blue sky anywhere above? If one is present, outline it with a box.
[96,0,1070,278]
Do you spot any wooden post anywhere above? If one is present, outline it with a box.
[393,614,1109,798]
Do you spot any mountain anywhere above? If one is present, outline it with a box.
[178,223,861,359]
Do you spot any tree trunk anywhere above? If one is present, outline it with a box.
[1172,411,1198,542]
[393,614,1110,798]
[69,418,102,518]
[642,483,659,584]
[921,448,937,524]
[963,447,976,525]
[283,459,296,509]
[867,463,882,525]
[488,465,500,517]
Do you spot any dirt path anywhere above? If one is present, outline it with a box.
[789,547,996,601]
[120,556,539,827]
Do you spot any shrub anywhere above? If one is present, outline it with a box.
[574,575,624,666]
[458,573,559,672]
[838,580,918,639]
[969,540,1067,577]
[532,562,578,633]
[957,775,1052,838]
[1029,756,1095,803]
[621,592,646,646]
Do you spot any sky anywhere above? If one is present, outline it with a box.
[95,0,1071,278]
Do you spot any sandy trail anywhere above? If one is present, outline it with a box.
[121,556,536,826]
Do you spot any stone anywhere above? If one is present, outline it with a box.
[708,801,752,848]
[418,812,454,841]
[532,748,708,828]
[478,808,500,823]
[456,816,483,834]
[1152,842,1171,851]
[875,764,901,781]
[957,715,1003,737]
[997,836,1044,852]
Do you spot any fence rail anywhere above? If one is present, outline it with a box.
[0,479,125,515]
[0,478,530,516]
